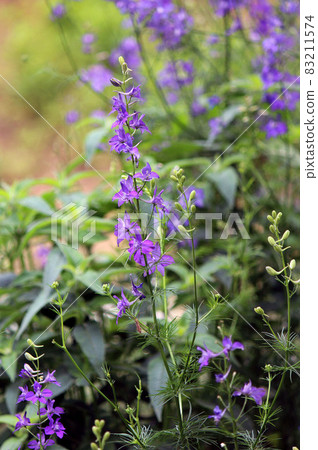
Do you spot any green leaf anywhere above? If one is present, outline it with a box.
[16,248,65,339]
[5,381,20,414]
[208,167,239,209]
[73,322,105,375]
[18,196,54,215]
[1,354,18,382]
[0,414,18,427]
[56,242,85,266]
[195,334,222,353]
[85,127,108,162]
[147,355,168,422]
[0,436,27,450]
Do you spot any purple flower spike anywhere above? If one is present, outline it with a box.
[222,336,245,358]
[134,163,159,181]
[208,405,226,424]
[15,412,31,432]
[232,380,266,405]
[113,289,137,324]
[197,344,223,371]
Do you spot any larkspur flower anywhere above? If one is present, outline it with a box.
[51,4,66,20]
[36,245,50,268]
[232,380,266,405]
[81,65,112,93]
[42,370,61,387]
[17,385,30,403]
[191,101,207,117]
[209,117,224,138]
[261,117,288,139]
[112,176,142,207]
[114,212,141,245]
[15,412,31,432]
[197,344,223,371]
[40,399,64,417]
[65,110,80,124]
[128,234,155,265]
[134,163,159,181]
[19,363,40,379]
[82,33,96,53]
[144,186,169,215]
[113,289,137,324]
[109,37,141,70]
[222,336,245,358]
[208,405,226,424]
[28,434,55,450]
[142,243,174,276]
[44,418,66,439]
[215,365,232,383]
[129,112,150,134]
[130,275,146,299]
[208,95,221,108]
[25,381,53,404]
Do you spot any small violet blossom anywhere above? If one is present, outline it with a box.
[65,110,80,124]
[232,380,266,405]
[51,4,66,20]
[113,289,137,324]
[208,405,226,424]
[134,162,159,181]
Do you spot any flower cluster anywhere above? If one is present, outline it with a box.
[15,351,65,450]
[197,336,266,424]
[109,0,193,50]
[109,58,174,323]
[159,60,194,104]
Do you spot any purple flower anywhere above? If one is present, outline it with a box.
[109,126,140,160]
[130,275,146,299]
[180,186,205,209]
[65,110,80,124]
[44,418,66,439]
[128,234,155,265]
[209,117,224,138]
[109,37,141,70]
[215,365,232,383]
[207,34,219,45]
[110,94,130,128]
[280,0,299,14]
[197,344,223,371]
[42,370,61,386]
[15,412,31,432]
[113,289,137,324]
[28,434,55,450]
[91,109,106,120]
[261,117,288,139]
[208,96,221,109]
[143,243,174,276]
[208,405,226,424]
[82,33,96,53]
[19,363,39,379]
[129,112,150,134]
[233,380,266,405]
[51,4,66,20]
[134,163,159,181]
[159,60,194,91]
[25,381,53,404]
[144,186,169,215]
[209,0,246,17]
[114,212,141,245]
[40,399,64,417]
[222,336,244,358]
[36,245,50,268]
[81,65,112,92]
[17,386,30,403]
[191,101,207,117]
[112,176,142,207]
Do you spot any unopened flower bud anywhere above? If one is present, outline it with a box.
[170,175,178,182]
[181,175,186,184]
[51,281,59,289]
[282,230,290,240]
[269,225,275,234]
[90,444,99,450]
[25,352,36,361]
[276,212,282,221]
[178,225,188,234]
[110,78,122,87]
[92,426,100,438]
[27,339,44,348]
[102,283,110,293]
[290,259,296,270]
[102,431,111,444]
[267,215,274,224]
[292,447,299,450]
[265,364,273,372]
[174,202,184,212]
[177,168,184,176]
[266,266,280,276]
[189,190,196,201]
[273,244,282,253]
[267,236,276,246]
[191,204,196,213]
[271,210,277,218]
[254,306,265,315]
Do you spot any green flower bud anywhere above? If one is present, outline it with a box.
[181,175,186,184]
[177,184,182,191]
[290,259,296,270]
[177,168,184,176]
[271,210,277,218]
[267,236,276,246]
[174,202,184,212]
[282,230,290,240]
[189,190,196,201]
[178,225,188,234]
[267,215,274,224]
[102,431,111,445]
[102,283,110,293]
[265,364,273,372]
[273,244,283,253]
[25,352,36,361]
[170,175,178,182]
[92,426,100,438]
[90,444,99,450]
[276,212,282,222]
[27,339,44,348]
[191,204,196,213]
[269,225,275,234]
[292,447,299,450]
[51,281,59,289]
[254,306,265,315]
[265,266,280,276]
